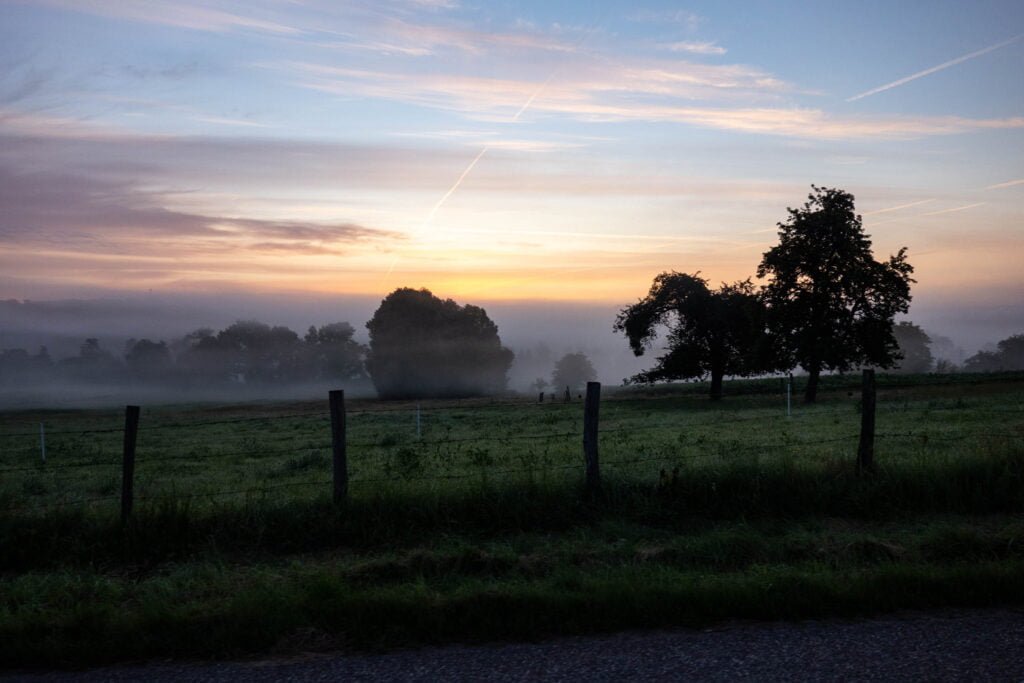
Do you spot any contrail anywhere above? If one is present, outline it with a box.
[423,146,489,226]
[512,71,557,122]
[986,178,1024,190]
[862,199,935,215]
[847,34,1023,102]
[921,202,985,216]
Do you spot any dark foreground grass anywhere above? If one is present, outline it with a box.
[4,548,1024,668]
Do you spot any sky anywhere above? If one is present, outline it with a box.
[1,0,1022,326]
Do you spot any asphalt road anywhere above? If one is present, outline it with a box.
[7,608,1024,682]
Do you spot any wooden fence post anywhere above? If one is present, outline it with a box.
[583,381,601,497]
[857,369,876,473]
[329,389,347,505]
[121,405,140,525]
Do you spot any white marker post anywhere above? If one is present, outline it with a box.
[39,422,46,464]
[416,403,421,439]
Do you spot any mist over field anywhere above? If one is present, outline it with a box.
[2,289,1021,408]
[0,293,652,407]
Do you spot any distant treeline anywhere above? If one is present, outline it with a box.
[0,320,369,389]
[1,315,1022,396]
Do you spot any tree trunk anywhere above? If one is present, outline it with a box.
[804,364,821,403]
[709,369,724,401]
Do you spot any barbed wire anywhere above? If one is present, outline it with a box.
[141,410,329,432]
[137,478,332,500]
[11,427,1019,476]
[0,427,124,439]
[0,494,120,513]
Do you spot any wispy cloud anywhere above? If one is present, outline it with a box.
[662,41,727,55]
[629,10,701,31]
[289,61,1024,139]
[921,202,986,216]
[27,0,301,35]
[847,34,1023,102]
[190,115,274,129]
[986,178,1024,190]
[0,165,399,259]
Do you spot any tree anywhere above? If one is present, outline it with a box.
[58,338,122,382]
[757,185,914,403]
[215,320,302,383]
[892,321,933,374]
[124,338,173,381]
[996,334,1024,369]
[551,352,597,392]
[303,322,367,382]
[964,333,1024,372]
[365,287,514,399]
[614,272,778,400]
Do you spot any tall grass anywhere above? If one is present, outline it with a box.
[3,438,1022,571]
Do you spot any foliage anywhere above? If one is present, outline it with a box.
[551,352,597,391]
[1,319,367,390]
[57,338,121,382]
[124,338,173,381]
[965,334,1024,372]
[758,185,914,402]
[0,346,52,384]
[892,321,933,374]
[303,322,368,382]
[615,272,778,399]
[365,287,514,399]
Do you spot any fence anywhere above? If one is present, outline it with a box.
[2,370,1023,520]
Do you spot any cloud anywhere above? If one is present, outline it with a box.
[312,16,579,57]
[190,115,275,129]
[662,41,727,56]
[288,56,793,116]
[286,60,1024,139]
[629,10,701,31]
[27,0,301,35]
[0,165,399,257]
[847,34,1023,102]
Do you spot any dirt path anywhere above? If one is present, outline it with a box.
[8,608,1024,682]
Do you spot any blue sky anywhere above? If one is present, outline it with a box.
[1,0,1022,310]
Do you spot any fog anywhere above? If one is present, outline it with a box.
[1,291,1021,409]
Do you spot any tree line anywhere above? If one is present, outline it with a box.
[0,320,369,389]
[1,186,1020,401]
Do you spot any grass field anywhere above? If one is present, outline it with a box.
[2,373,1024,668]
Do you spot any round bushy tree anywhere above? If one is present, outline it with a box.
[551,352,597,392]
[365,288,514,399]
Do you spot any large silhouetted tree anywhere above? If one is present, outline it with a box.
[615,272,777,400]
[365,288,514,399]
[758,185,914,402]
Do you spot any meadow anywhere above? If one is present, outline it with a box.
[2,372,1024,668]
